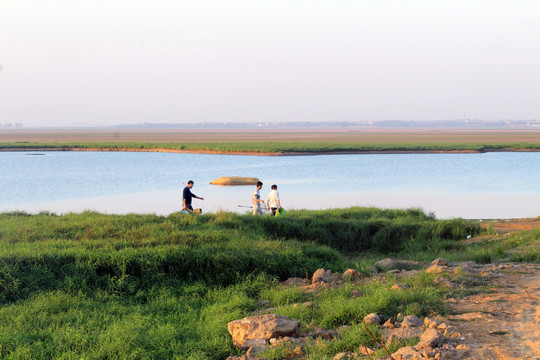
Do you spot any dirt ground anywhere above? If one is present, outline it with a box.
[446,263,539,360]
[445,219,540,360]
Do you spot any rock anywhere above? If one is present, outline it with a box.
[246,343,267,357]
[434,276,456,289]
[312,268,334,284]
[426,265,446,274]
[383,317,398,329]
[374,258,425,271]
[210,177,260,185]
[333,352,356,360]
[424,317,440,329]
[456,344,468,350]
[227,314,300,348]
[225,356,247,360]
[269,337,301,346]
[401,315,422,328]
[242,338,267,349]
[351,289,364,298]
[363,313,381,325]
[358,346,376,355]
[342,269,363,280]
[391,283,411,290]
[416,328,444,349]
[442,325,461,338]
[384,327,424,345]
[437,323,448,331]
[431,258,449,266]
[391,346,423,360]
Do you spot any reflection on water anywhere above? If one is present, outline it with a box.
[1,151,539,219]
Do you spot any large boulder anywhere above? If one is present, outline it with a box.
[228,314,300,348]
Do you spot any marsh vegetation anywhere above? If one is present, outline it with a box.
[0,208,537,358]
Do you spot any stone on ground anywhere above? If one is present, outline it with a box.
[312,268,334,284]
[333,352,356,360]
[391,346,424,360]
[401,315,422,328]
[342,268,364,280]
[416,328,444,349]
[246,343,267,357]
[363,313,381,325]
[227,314,300,348]
[425,265,447,274]
[423,317,440,329]
[391,283,411,290]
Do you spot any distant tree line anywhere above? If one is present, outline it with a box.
[112,119,539,130]
[0,123,24,128]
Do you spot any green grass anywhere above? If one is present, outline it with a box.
[0,208,536,359]
[1,141,539,154]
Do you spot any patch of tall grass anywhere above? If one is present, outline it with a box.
[0,208,524,359]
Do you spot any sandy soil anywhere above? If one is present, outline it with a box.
[444,219,540,360]
[446,263,539,360]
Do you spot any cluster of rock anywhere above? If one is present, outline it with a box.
[378,315,468,360]
[226,260,478,359]
[376,257,489,290]
[226,312,469,360]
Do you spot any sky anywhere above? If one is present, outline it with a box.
[1,0,540,127]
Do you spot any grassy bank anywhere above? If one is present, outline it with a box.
[0,208,536,359]
[2,141,540,154]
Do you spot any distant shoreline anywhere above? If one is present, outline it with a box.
[2,147,540,156]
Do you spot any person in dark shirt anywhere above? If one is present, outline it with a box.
[182,180,204,211]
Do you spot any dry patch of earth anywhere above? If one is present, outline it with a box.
[446,263,539,360]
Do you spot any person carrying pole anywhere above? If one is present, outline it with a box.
[252,181,265,216]
[266,184,282,216]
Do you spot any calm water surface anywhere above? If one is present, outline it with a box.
[1,151,538,218]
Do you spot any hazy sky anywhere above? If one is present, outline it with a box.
[1,0,540,127]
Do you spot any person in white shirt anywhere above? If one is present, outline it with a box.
[265,184,282,216]
[252,181,265,215]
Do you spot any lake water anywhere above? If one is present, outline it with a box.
[1,151,539,219]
